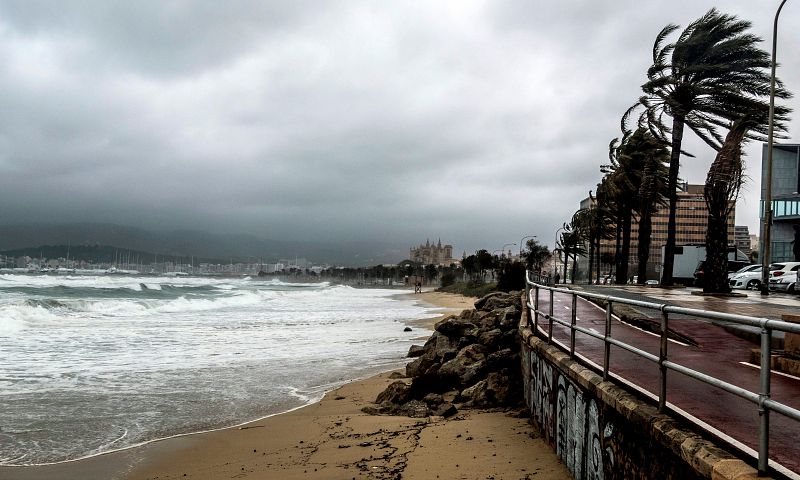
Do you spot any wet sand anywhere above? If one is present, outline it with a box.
[2,289,570,480]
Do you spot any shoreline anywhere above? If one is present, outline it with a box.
[2,289,570,480]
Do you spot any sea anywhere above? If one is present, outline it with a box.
[0,273,438,465]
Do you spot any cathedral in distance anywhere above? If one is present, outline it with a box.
[409,239,453,266]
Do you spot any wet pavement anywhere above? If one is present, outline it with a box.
[530,284,800,477]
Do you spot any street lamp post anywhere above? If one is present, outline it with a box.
[519,235,537,257]
[501,243,516,259]
[757,3,789,472]
[554,226,566,278]
[761,0,788,297]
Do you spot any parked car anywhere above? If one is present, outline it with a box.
[728,265,764,290]
[694,260,753,287]
[728,263,761,279]
[768,262,800,293]
[769,271,799,293]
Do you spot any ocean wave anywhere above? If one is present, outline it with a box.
[0,305,62,333]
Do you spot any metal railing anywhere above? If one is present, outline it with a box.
[524,271,800,475]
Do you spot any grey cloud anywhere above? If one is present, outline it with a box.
[0,1,798,257]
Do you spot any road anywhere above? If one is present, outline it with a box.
[531,286,800,477]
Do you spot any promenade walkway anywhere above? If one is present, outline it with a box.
[532,284,800,478]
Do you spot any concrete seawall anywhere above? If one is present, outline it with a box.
[518,298,768,480]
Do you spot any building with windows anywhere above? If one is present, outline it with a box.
[409,239,453,266]
[734,226,751,255]
[578,183,735,280]
[760,143,800,262]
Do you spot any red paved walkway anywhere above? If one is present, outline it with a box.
[531,288,800,476]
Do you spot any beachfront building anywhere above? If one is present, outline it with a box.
[409,239,454,266]
[578,183,736,281]
[760,143,800,262]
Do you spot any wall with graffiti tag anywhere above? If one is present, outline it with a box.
[521,338,738,480]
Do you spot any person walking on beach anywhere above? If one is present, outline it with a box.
[553,272,560,285]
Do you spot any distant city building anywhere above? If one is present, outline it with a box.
[749,234,759,254]
[578,183,736,280]
[760,143,800,262]
[734,226,751,254]
[410,239,453,266]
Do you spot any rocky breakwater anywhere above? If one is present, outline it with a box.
[364,291,523,418]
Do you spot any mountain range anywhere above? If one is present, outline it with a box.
[0,223,406,265]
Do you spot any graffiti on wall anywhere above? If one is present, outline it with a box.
[529,349,554,442]
[525,348,616,480]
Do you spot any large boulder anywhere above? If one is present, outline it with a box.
[499,329,520,350]
[406,351,437,378]
[478,328,503,350]
[396,400,430,418]
[407,344,426,358]
[434,316,477,337]
[498,305,522,329]
[433,332,461,361]
[433,402,458,417]
[438,344,488,387]
[475,292,518,311]
[486,348,517,370]
[375,380,412,405]
[460,370,514,407]
[476,310,500,330]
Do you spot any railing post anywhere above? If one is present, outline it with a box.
[758,327,772,474]
[533,285,539,332]
[603,300,612,381]
[548,288,554,345]
[659,306,669,413]
[570,292,577,359]
[525,271,531,306]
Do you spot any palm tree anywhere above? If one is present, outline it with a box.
[522,238,551,274]
[572,196,614,285]
[604,138,639,284]
[593,177,617,282]
[624,8,790,286]
[603,129,670,284]
[558,221,587,283]
[630,130,670,283]
[703,114,770,293]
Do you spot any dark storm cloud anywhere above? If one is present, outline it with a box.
[0,1,797,257]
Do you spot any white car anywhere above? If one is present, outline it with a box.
[768,262,800,293]
[728,265,764,290]
[770,271,798,293]
[728,264,761,280]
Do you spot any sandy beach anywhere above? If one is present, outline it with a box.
[407,290,479,329]
[2,290,569,480]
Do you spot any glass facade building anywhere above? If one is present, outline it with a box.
[760,143,800,262]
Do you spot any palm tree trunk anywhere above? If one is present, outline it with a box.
[595,236,601,283]
[661,116,685,286]
[637,212,652,283]
[618,206,632,284]
[702,120,747,293]
[614,213,622,283]
[587,234,595,285]
[704,209,729,293]
[572,253,578,282]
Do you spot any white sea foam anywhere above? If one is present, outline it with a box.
[0,304,62,333]
[0,274,437,465]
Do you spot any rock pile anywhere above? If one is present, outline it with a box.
[364,291,523,418]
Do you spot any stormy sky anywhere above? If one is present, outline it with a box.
[1,1,798,257]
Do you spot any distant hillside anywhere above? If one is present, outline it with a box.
[0,223,403,265]
[0,244,225,265]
